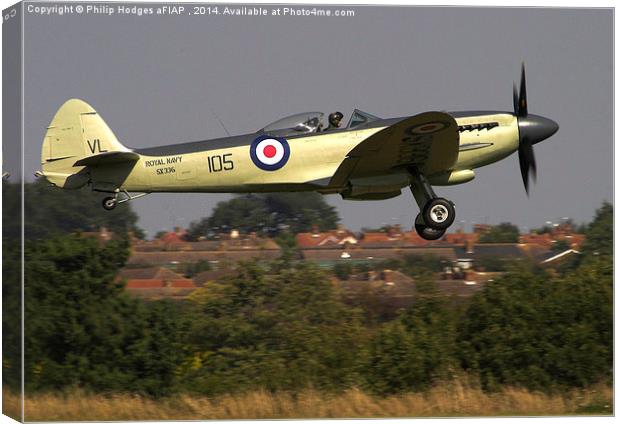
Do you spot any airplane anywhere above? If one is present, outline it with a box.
[36,65,558,240]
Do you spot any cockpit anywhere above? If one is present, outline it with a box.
[260,112,324,137]
[259,109,381,137]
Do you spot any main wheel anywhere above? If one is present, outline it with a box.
[102,196,117,211]
[423,198,455,230]
[414,214,446,240]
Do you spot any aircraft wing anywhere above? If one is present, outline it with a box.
[73,151,140,167]
[330,111,459,186]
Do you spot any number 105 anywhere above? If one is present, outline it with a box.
[207,153,234,173]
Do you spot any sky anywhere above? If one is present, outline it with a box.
[15,4,613,237]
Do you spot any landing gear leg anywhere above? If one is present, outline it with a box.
[409,167,456,240]
[100,190,149,211]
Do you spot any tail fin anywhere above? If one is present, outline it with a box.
[40,99,131,188]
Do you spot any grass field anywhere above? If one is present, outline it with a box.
[4,382,612,421]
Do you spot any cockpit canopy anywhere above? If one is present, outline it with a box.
[260,112,324,137]
[347,109,380,129]
[259,109,381,137]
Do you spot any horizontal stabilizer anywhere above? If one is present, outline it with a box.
[74,151,140,167]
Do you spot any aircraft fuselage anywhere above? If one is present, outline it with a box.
[99,111,519,195]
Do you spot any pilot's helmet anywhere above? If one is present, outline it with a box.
[329,111,344,127]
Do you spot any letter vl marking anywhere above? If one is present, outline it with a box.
[87,139,108,154]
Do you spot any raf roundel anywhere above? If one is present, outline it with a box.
[250,135,291,171]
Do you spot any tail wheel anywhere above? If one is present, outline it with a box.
[423,198,455,230]
[414,214,446,240]
[102,197,117,211]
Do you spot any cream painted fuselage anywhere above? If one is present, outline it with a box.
[104,112,520,196]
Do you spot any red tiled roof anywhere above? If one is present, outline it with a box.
[118,267,183,281]
[169,279,195,288]
[127,250,281,265]
[160,232,186,244]
[358,231,447,247]
[125,279,165,288]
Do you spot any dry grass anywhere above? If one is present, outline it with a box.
[4,381,612,421]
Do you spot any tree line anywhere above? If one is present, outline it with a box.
[3,180,612,398]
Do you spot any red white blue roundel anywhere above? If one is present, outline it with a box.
[250,135,290,171]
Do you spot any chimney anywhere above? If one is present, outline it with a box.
[311,224,320,237]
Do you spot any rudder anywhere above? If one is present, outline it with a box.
[40,99,131,188]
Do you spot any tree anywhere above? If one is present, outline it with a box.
[177,260,211,278]
[2,240,22,390]
[457,260,612,391]
[478,222,520,243]
[3,179,144,240]
[362,273,458,394]
[23,234,188,396]
[333,262,353,280]
[186,193,339,239]
[180,261,365,395]
[550,239,571,254]
[580,202,612,258]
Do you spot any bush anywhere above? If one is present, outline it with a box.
[457,260,612,391]
[362,274,457,394]
[181,262,365,395]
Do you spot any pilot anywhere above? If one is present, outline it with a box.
[325,111,344,131]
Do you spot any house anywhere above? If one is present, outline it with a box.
[117,267,196,299]
[295,225,358,249]
[128,230,282,266]
[540,249,581,266]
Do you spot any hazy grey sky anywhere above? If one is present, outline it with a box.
[20,4,612,237]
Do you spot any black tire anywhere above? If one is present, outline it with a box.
[102,196,117,211]
[414,213,446,240]
[423,198,455,230]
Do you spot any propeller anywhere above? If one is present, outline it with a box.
[513,63,537,194]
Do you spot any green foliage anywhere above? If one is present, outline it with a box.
[11,185,613,399]
[333,262,353,280]
[154,230,168,239]
[23,234,188,396]
[474,256,512,272]
[375,254,447,278]
[177,260,212,278]
[580,202,612,258]
[274,232,299,263]
[362,274,457,394]
[2,240,22,389]
[478,222,520,244]
[549,239,571,254]
[186,193,339,240]
[3,179,144,240]
[180,262,364,395]
[457,259,612,391]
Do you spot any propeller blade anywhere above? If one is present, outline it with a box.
[518,136,536,194]
[513,83,519,116]
[518,63,528,116]
[518,145,529,194]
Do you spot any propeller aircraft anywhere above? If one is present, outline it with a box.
[37,65,558,240]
